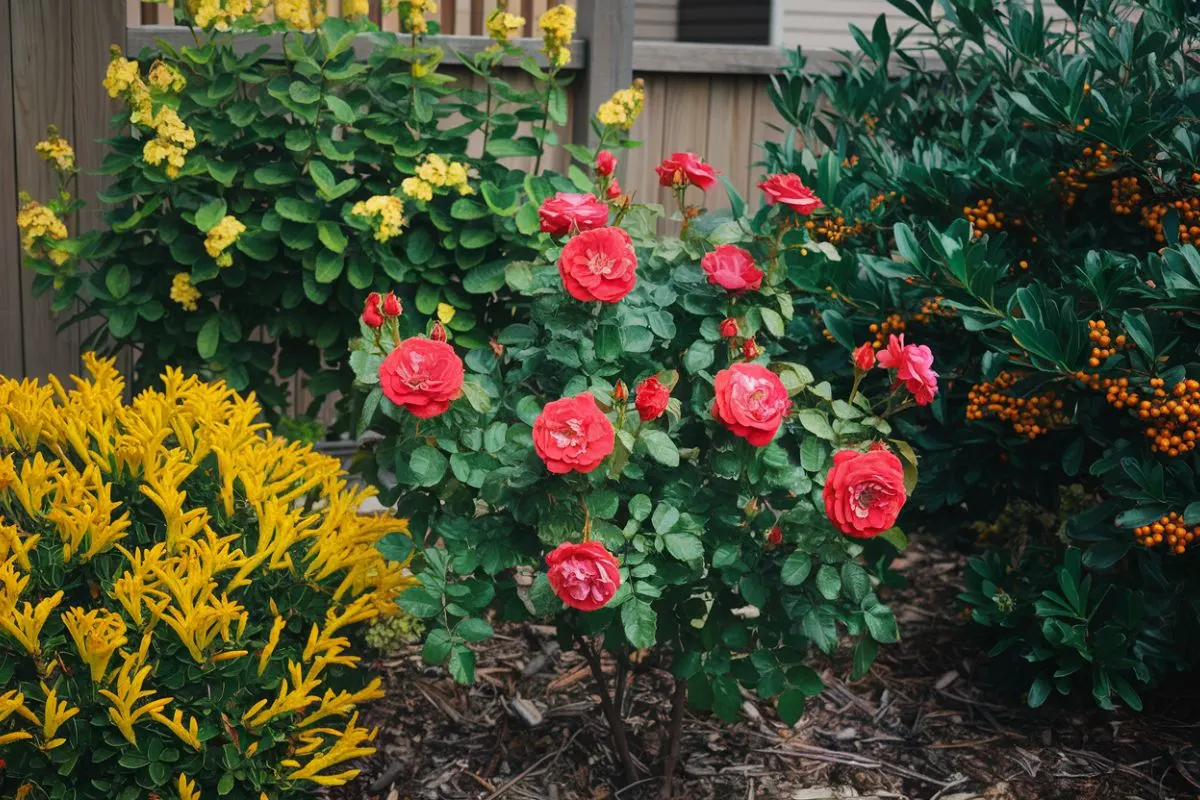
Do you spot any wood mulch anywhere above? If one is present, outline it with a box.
[333,540,1200,800]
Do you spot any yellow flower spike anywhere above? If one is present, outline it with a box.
[103,48,141,98]
[285,712,377,786]
[98,648,173,746]
[212,649,248,663]
[0,523,39,571]
[297,677,384,727]
[177,772,201,800]
[259,614,286,676]
[0,731,34,746]
[538,4,575,69]
[170,273,201,311]
[62,607,128,683]
[35,125,76,172]
[0,590,64,656]
[245,741,260,757]
[151,708,201,750]
[203,215,246,266]
[40,684,79,741]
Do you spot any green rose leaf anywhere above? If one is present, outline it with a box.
[663,533,703,561]
[780,551,812,586]
[640,429,680,467]
[621,597,657,649]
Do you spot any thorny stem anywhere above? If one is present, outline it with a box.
[578,636,638,786]
[482,78,494,150]
[659,677,689,799]
[533,70,558,174]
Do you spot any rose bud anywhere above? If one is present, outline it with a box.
[362,292,384,329]
[430,321,447,342]
[853,342,876,372]
[742,338,761,359]
[382,291,403,318]
[595,149,617,177]
[719,318,739,339]
[606,178,623,200]
[634,376,670,422]
[767,526,783,546]
[613,379,628,402]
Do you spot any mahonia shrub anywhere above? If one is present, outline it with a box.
[18,0,603,427]
[761,0,1200,707]
[349,144,926,783]
[0,355,414,797]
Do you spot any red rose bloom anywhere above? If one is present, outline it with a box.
[655,152,720,190]
[758,173,824,215]
[876,334,939,406]
[634,376,670,421]
[558,226,638,303]
[595,150,617,177]
[853,342,876,372]
[539,192,610,237]
[719,317,739,339]
[546,541,621,612]
[533,393,616,474]
[382,291,402,318]
[362,292,384,329]
[823,448,907,538]
[711,363,791,446]
[606,178,623,200]
[378,337,465,418]
[702,244,763,292]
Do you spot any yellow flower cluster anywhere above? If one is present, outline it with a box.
[342,0,369,17]
[170,272,201,311]
[204,215,246,267]
[16,196,69,266]
[486,5,525,46]
[402,153,473,203]
[143,106,197,179]
[0,356,414,788]
[186,0,263,30]
[102,48,140,98]
[35,126,75,172]
[538,4,575,69]
[393,0,436,35]
[148,61,187,93]
[352,195,406,242]
[275,0,326,30]
[596,79,646,130]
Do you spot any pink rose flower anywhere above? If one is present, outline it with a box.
[378,337,465,418]
[533,393,616,474]
[877,334,938,406]
[853,342,876,372]
[655,152,720,190]
[539,192,610,237]
[634,376,670,421]
[558,226,638,303]
[546,541,621,612]
[758,173,824,215]
[711,363,791,447]
[595,150,617,177]
[823,448,907,538]
[702,244,763,292]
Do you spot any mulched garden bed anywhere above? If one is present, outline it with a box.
[335,540,1200,800]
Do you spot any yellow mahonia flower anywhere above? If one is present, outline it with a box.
[103,46,140,98]
[538,4,575,69]
[0,523,39,572]
[259,612,286,675]
[401,177,433,202]
[436,302,456,324]
[351,195,406,242]
[0,582,65,656]
[187,0,261,30]
[62,607,128,683]
[144,106,197,179]
[35,126,75,172]
[341,0,368,17]
[596,78,646,131]
[170,273,201,311]
[98,638,172,746]
[416,153,449,186]
[446,161,473,195]
[204,215,246,267]
[148,61,187,93]
[486,6,525,46]
[275,0,325,30]
[152,707,202,749]
[16,197,69,265]
[45,462,132,562]
[395,0,436,34]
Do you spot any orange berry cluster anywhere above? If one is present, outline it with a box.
[963,198,1004,238]
[1140,197,1200,245]
[1086,319,1129,367]
[1053,142,1116,207]
[1132,512,1197,555]
[806,212,864,245]
[1139,377,1200,457]
[913,296,956,324]
[966,370,1069,440]
[863,113,878,134]
[869,191,898,212]
[868,314,905,348]
[841,155,860,169]
[1109,176,1142,215]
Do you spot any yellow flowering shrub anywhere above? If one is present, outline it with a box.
[0,356,414,797]
[596,79,646,131]
[538,4,575,68]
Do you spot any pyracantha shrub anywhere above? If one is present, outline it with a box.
[0,355,414,797]
[761,0,1200,707]
[349,141,927,784]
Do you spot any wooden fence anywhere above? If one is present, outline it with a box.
[1,0,793,411]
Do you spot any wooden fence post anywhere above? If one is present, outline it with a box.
[571,0,634,147]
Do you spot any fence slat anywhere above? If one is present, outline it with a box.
[704,74,761,209]
[572,0,634,146]
[0,0,23,379]
[11,0,80,380]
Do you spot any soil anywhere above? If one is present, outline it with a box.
[334,540,1200,800]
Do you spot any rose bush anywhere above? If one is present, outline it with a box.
[349,138,928,785]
